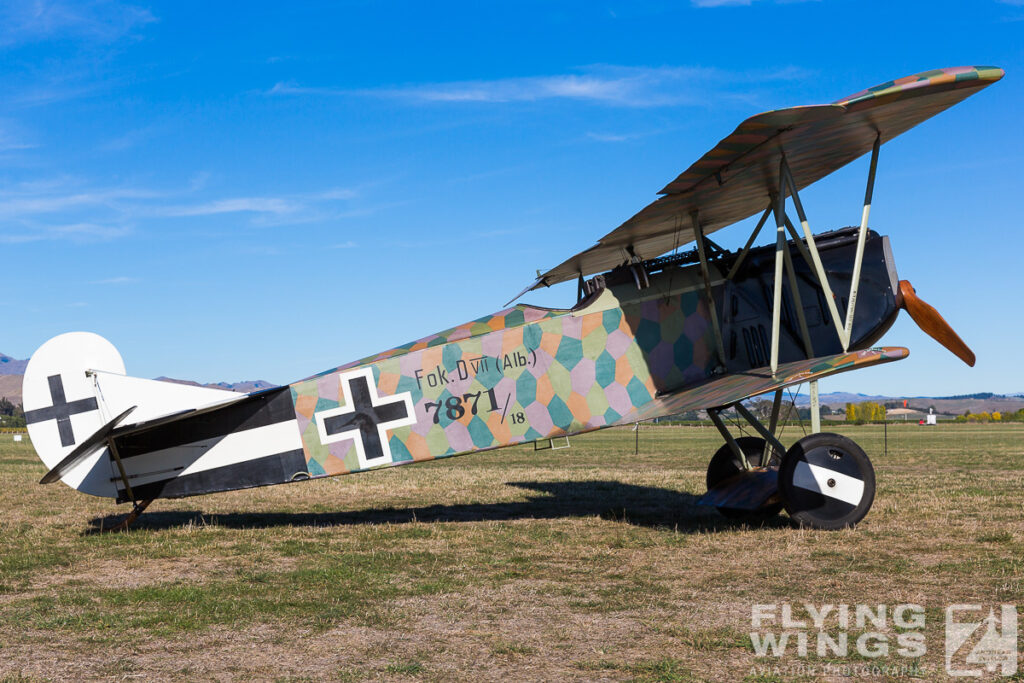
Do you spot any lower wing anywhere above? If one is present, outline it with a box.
[617,346,908,423]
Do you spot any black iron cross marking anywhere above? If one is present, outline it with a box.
[318,372,414,465]
[24,375,99,447]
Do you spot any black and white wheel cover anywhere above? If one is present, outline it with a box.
[779,433,875,530]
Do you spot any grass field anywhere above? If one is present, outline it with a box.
[1,423,1022,681]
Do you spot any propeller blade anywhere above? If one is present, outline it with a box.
[897,280,975,367]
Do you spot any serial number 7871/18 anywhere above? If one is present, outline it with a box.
[423,389,524,425]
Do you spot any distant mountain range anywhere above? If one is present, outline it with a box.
[0,352,275,406]
[1,351,1020,416]
[0,354,28,375]
[154,377,278,394]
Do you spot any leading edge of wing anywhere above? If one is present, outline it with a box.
[529,66,1002,292]
[616,346,909,424]
[660,65,1003,197]
[528,104,844,291]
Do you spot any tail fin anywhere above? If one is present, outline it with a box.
[24,333,241,497]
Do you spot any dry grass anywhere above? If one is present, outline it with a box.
[0,423,1022,681]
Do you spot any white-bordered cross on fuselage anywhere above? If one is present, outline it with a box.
[314,368,417,469]
[24,374,99,447]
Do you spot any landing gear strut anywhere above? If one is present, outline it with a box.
[702,399,876,529]
[100,498,154,533]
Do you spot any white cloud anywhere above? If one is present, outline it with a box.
[0,187,160,217]
[91,276,139,284]
[7,80,110,108]
[156,187,364,219]
[0,3,155,123]
[691,0,820,5]
[692,0,753,5]
[157,197,301,217]
[97,126,158,152]
[0,221,133,243]
[188,171,212,191]
[50,221,130,237]
[0,123,35,152]
[314,188,359,201]
[582,126,680,143]
[0,1,156,47]
[586,132,637,143]
[269,64,811,109]
[267,82,324,96]
[0,189,156,216]
[0,176,374,242]
[408,74,638,103]
[271,68,709,107]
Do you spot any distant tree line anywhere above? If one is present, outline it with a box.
[955,409,1024,423]
[841,402,1024,424]
[0,398,26,428]
[845,401,886,424]
[637,401,1024,426]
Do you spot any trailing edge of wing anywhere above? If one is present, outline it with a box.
[616,346,909,425]
[529,66,1003,292]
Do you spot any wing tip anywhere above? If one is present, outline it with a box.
[835,65,1004,107]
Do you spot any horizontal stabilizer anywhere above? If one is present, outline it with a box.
[39,406,136,485]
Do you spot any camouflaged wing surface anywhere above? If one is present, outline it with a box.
[620,346,910,424]
[533,66,1003,289]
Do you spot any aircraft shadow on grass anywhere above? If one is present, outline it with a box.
[85,479,792,535]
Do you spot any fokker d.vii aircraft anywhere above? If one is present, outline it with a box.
[24,66,1000,531]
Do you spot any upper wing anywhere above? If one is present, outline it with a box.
[531,66,1003,291]
[615,346,908,424]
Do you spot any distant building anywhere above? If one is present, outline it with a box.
[885,407,924,421]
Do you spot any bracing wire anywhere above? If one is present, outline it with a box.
[786,384,808,439]
[728,401,751,439]
[665,213,683,299]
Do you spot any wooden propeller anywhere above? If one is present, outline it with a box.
[897,280,976,367]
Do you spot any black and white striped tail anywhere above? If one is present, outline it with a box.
[24,332,306,500]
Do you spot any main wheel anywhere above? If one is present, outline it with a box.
[779,432,875,530]
[706,436,784,518]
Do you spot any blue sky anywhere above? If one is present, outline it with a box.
[2,0,1021,397]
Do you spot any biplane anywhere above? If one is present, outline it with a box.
[24,66,1000,531]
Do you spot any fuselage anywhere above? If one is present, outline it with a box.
[108,228,901,501]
